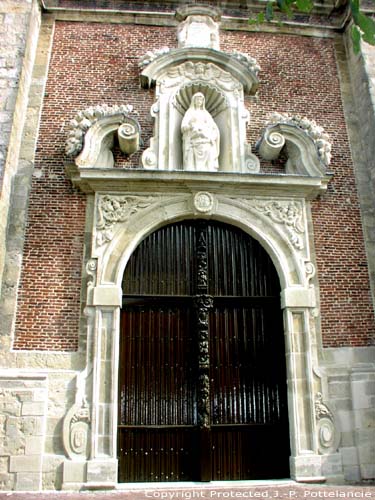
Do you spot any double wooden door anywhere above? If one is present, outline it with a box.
[118,220,290,482]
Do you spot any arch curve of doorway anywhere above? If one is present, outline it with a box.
[98,194,309,290]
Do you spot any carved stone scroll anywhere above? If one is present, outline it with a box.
[315,392,340,455]
[63,400,91,460]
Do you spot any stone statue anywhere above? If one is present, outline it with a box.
[181,92,220,171]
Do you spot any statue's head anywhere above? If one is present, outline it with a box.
[192,92,205,109]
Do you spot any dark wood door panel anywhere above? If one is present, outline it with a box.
[118,220,290,482]
[118,428,198,482]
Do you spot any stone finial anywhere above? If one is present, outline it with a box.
[176,5,222,50]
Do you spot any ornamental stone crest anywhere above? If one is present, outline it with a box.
[139,5,260,174]
[62,399,91,460]
[267,112,332,166]
[66,104,135,157]
[315,392,340,455]
[257,112,332,177]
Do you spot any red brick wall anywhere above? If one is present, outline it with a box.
[13,21,374,350]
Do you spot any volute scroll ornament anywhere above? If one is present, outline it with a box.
[65,104,141,169]
[257,112,333,178]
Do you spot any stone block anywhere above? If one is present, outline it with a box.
[0,401,21,417]
[343,465,361,483]
[0,471,15,490]
[21,416,44,436]
[360,463,375,480]
[21,401,45,415]
[86,459,117,484]
[329,382,350,398]
[9,455,41,473]
[340,446,359,466]
[351,381,374,409]
[63,460,87,484]
[290,454,324,481]
[321,453,343,477]
[14,472,40,491]
[333,398,351,411]
[25,435,43,455]
[357,443,375,465]
[354,408,375,428]
[336,410,354,433]
[355,428,375,446]
[12,390,33,402]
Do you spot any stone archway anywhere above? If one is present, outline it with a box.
[62,189,331,488]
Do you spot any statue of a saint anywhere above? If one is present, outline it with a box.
[181,92,220,171]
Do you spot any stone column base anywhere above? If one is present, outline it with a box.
[62,459,117,490]
[290,454,326,483]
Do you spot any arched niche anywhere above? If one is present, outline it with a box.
[167,82,233,172]
[141,59,260,173]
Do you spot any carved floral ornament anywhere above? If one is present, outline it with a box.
[95,194,159,246]
[232,198,306,251]
[139,48,261,77]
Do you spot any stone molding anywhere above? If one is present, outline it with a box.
[70,187,334,486]
[175,5,222,23]
[64,167,331,197]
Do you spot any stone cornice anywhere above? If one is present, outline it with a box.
[64,163,331,199]
[39,3,353,34]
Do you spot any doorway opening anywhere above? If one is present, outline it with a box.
[118,220,290,482]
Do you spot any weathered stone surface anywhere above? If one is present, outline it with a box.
[9,455,42,473]
[14,472,40,491]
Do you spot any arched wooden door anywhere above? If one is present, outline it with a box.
[118,220,290,482]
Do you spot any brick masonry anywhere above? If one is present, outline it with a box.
[12,21,374,350]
